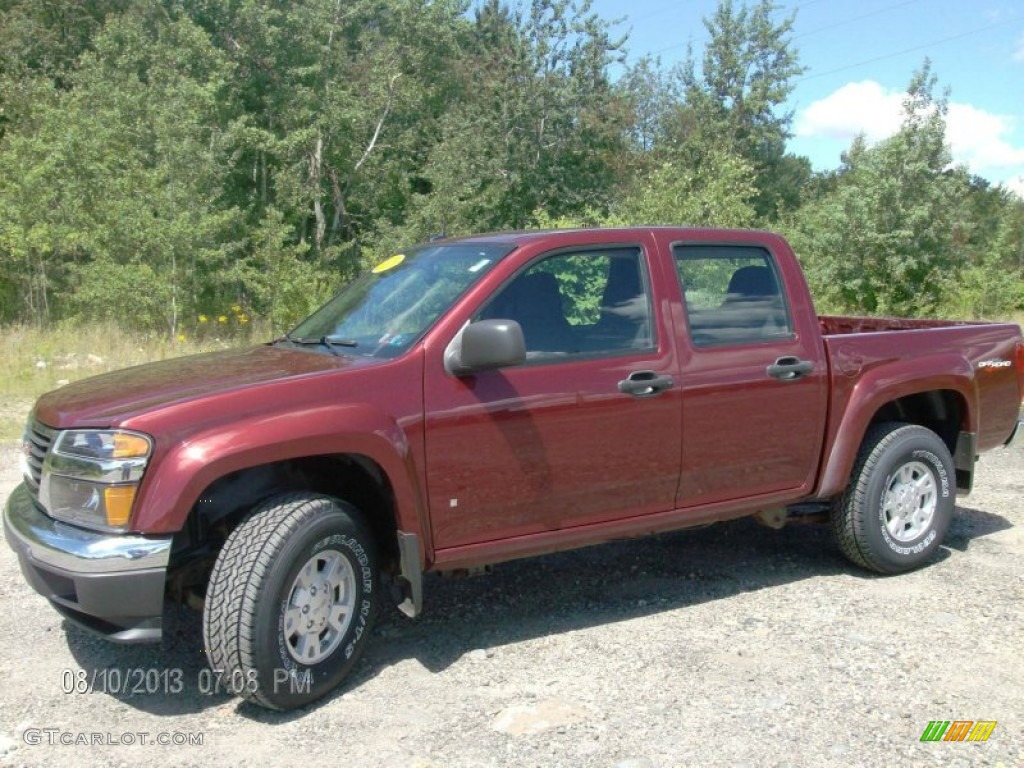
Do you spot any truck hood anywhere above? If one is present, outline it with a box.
[34,344,369,427]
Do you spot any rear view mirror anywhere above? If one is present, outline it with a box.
[445,319,526,375]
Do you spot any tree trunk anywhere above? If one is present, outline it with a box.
[311,136,326,253]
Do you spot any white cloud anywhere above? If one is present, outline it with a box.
[1007,175,1024,199]
[796,81,1024,187]
[946,103,1024,173]
[795,81,903,143]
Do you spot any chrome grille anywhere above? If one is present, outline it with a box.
[24,421,56,495]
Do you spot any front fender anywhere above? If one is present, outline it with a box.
[816,353,976,499]
[131,402,425,538]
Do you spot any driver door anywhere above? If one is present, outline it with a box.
[423,244,683,550]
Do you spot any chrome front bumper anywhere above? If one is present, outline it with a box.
[3,483,172,642]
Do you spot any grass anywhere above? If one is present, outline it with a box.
[0,322,264,440]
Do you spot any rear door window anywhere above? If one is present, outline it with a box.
[672,245,793,347]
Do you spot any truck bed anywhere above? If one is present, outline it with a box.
[819,315,981,335]
[818,314,1022,464]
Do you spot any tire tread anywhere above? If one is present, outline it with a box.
[202,492,357,709]
[831,422,948,575]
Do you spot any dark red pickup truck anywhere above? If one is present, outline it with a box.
[6,227,1023,709]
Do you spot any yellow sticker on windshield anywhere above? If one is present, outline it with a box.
[372,254,405,273]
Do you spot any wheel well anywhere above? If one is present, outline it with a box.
[169,455,401,594]
[867,389,966,457]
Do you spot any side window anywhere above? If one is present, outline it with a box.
[479,247,654,358]
[673,245,793,347]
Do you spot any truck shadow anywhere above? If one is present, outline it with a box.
[942,504,1012,551]
[62,502,1011,721]
[356,503,1011,682]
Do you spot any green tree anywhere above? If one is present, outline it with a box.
[0,7,241,331]
[786,62,972,317]
[388,0,628,246]
[940,187,1024,318]
[618,55,677,155]
[188,0,467,267]
[618,146,757,228]
[674,0,807,220]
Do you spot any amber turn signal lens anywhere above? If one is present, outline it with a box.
[112,433,151,458]
[104,486,137,527]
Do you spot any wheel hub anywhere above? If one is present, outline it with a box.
[882,460,937,542]
[282,550,356,665]
[302,580,332,630]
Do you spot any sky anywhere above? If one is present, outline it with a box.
[589,0,1024,195]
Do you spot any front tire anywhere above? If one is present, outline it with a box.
[203,492,379,710]
[832,422,955,574]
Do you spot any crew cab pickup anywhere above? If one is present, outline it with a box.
[6,227,1023,710]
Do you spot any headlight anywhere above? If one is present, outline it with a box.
[39,429,153,532]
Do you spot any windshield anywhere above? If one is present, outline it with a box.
[284,242,514,358]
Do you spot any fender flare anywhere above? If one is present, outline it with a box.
[816,353,976,498]
[131,402,427,544]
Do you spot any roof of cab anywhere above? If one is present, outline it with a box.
[436,226,769,246]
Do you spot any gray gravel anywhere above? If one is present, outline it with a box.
[0,438,1022,767]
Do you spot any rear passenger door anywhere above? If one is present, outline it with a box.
[670,243,828,508]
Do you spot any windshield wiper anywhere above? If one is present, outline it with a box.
[278,335,359,355]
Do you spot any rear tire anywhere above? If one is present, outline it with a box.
[832,422,955,574]
[203,492,378,710]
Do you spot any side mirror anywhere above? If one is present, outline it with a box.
[445,319,526,375]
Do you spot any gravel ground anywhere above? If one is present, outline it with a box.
[0,437,1021,768]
